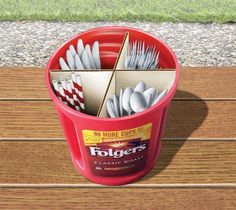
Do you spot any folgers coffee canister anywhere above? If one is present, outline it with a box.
[45,26,179,185]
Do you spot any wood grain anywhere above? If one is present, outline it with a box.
[1,101,235,139]
[0,188,235,210]
[0,67,236,99]
[177,67,236,99]
[1,67,235,208]
[0,67,47,99]
[1,140,236,184]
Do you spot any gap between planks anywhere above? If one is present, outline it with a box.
[0,183,235,189]
[1,138,236,141]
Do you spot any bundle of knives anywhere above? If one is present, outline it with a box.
[59,39,101,70]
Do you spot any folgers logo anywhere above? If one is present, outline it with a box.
[82,124,152,176]
[89,143,147,159]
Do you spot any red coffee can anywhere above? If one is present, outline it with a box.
[45,26,179,185]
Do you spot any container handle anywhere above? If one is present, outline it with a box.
[57,111,85,170]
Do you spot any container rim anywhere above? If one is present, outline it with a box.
[45,26,180,122]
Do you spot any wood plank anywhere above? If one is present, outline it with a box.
[177,67,236,99]
[165,100,236,139]
[0,67,47,99]
[0,140,235,184]
[0,67,236,99]
[1,101,235,139]
[0,188,235,210]
[0,101,60,139]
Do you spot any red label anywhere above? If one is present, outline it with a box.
[82,123,152,177]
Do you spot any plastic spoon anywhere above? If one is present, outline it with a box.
[130,91,147,113]
[113,94,120,117]
[134,81,146,92]
[122,87,134,115]
[152,89,168,106]
[119,88,124,117]
[59,57,70,70]
[107,99,116,118]
[143,87,158,103]
[146,93,153,107]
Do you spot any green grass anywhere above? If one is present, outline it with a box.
[0,0,235,23]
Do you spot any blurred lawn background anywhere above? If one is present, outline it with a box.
[0,0,235,23]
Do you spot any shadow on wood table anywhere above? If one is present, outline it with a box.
[143,90,209,180]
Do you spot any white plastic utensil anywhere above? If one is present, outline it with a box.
[107,99,116,118]
[134,81,146,92]
[125,54,130,69]
[143,87,158,103]
[106,82,165,118]
[85,44,96,69]
[119,88,124,117]
[113,94,120,117]
[69,45,77,57]
[77,39,84,57]
[81,49,91,69]
[151,52,160,69]
[66,50,75,69]
[152,89,168,106]
[75,54,85,70]
[92,41,101,69]
[59,57,70,70]
[125,41,159,70]
[130,91,147,113]
[122,87,134,115]
[146,93,153,108]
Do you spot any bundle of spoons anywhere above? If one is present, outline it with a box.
[59,39,101,70]
[107,81,168,118]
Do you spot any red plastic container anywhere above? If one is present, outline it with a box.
[45,26,179,185]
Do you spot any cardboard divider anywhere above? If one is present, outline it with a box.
[115,70,176,91]
[49,31,177,118]
[97,72,116,117]
[98,70,176,118]
[114,32,129,70]
[50,70,113,116]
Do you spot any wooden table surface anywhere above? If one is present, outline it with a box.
[0,67,236,209]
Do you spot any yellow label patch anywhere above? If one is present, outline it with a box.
[82,123,152,146]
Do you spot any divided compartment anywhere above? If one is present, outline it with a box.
[50,70,113,116]
[98,70,176,118]
[115,31,176,70]
[49,30,128,70]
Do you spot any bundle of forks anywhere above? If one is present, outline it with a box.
[125,41,160,70]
